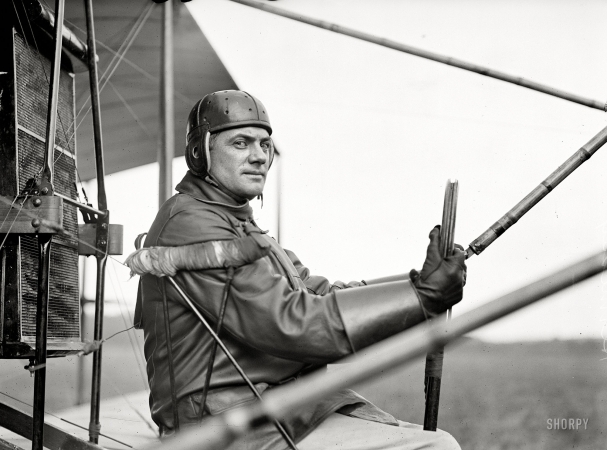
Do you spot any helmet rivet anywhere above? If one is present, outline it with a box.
[225,110,229,114]
[249,108,252,111]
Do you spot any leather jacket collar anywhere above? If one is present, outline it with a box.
[175,171,253,222]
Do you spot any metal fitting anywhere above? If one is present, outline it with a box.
[31,218,41,228]
[33,198,42,207]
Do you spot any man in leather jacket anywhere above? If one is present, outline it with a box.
[135,90,466,450]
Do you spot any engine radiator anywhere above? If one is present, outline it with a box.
[0,25,82,358]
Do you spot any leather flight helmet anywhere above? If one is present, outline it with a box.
[185,90,273,177]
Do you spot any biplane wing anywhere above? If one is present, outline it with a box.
[64,0,237,180]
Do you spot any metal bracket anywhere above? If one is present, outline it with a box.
[0,196,63,234]
[78,223,123,256]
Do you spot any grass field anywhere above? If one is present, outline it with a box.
[353,338,607,450]
[0,315,605,449]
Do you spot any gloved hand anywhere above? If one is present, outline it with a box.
[409,226,467,316]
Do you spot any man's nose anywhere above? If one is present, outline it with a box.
[248,142,268,165]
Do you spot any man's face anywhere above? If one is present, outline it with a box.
[208,126,272,200]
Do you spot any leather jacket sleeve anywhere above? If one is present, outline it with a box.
[284,249,365,295]
[334,280,426,351]
[283,253,424,352]
[159,208,354,365]
[157,205,425,363]
[173,259,354,365]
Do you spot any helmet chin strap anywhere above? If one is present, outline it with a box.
[204,131,212,173]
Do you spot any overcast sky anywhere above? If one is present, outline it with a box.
[93,0,607,343]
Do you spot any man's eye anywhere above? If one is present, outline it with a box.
[261,142,270,150]
[234,140,247,148]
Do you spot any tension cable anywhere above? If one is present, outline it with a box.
[71,2,155,137]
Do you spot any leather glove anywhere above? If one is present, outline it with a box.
[409,226,467,316]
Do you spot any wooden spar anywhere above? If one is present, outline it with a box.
[0,401,105,450]
[159,2,174,208]
[423,180,458,431]
[21,0,90,65]
[229,0,606,112]
[466,123,607,258]
[84,0,109,444]
[146,249,607,450]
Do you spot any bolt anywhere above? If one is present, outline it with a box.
[40,187,48,195]
[101,223,108,229]
[99,240,107,246]
[31,218,41,228]
[33,198,42,207]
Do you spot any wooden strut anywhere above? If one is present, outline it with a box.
[32,235,52,450]
[229,0,606,112]
[158,1,174,208]
[147,249,607,450]
[32,1,65,449]
[84,0,110,445]
[423,180,458,431]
